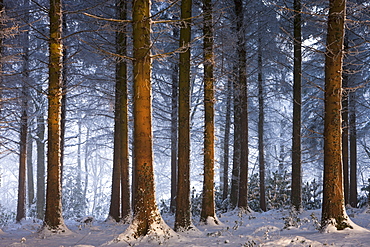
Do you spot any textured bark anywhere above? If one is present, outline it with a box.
[321,0,350,230]
[257,37,266,212]
[175,0,192,231]
[44,0,66,230]
[349,91,357,208]
[60,16,67,189]
[200,0,217,223]
[234,0,248,210]
[109,0,130,222]
[132,0,160,237]
[291,0,302,211]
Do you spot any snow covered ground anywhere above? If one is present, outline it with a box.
[1,207,370,246]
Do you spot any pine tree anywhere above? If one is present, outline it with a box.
[175,0,192,231]
[291,0,302,211]
[200,0,218,224]
[321,0,352,230]
[43,0,68,231]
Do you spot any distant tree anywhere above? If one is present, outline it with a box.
[16,0,30,222]
[43,0,68,231]
[175,0,192,231]
[321,0,352,230]
[349,89,357,208]
[257,35,266,212]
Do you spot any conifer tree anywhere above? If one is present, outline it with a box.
[321,0,352,230]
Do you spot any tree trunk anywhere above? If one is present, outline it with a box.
[109,0,130,222]
[60,9,68,188]
[234,0,249,211]
[230,67,240,209]
[321,0,351,230]
[170,28,179,215]
[27,129,34,207]
[291,0,302,211]
[175,0,192,231]
[221,77,232,201]
[349,90,357,208]
[44,0,67,231]
[342,57,349,205]
[117,0,130,222]
[16,89,28,223]
[131,0,161,237]
[200,0,217,224]
[36,102,45,220]
[257,37,266,212]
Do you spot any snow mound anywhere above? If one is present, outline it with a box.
[38,223,73,238]
[107,217,180,246]
[264,236,324,246]
[252,225,281,235]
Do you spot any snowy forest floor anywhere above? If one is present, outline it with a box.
[1,207,370,247]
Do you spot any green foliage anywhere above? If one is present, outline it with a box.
[62,167,87,219]
[360,178,370,207]
[0,204,15,227]
[302,179,322,210]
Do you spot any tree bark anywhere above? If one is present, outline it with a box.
[200,0,217,224]
[234,0,249,211]
[321,0,351,230]
[291,0,302,211]
[349,90,357,208]
[131,0,161,237]
[44,0,67,231]
[175,0,192,231]
[109,0,130,223]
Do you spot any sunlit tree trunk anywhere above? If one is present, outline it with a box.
[175,0,192,231]
[321,0,351,230]
[200,0,217,223]
[44,0,67,231]
[60,13,67,189]
[234,0,248,211]
[131,0,161,237]
[291,0,302,211]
